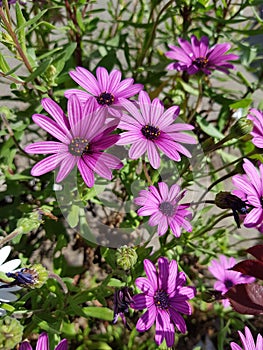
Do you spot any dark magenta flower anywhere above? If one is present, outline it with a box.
[134,182,192,237]
[113,287,133,330]
[65,66,143,118]
[117,91,196,169]
[247,108,263,148]
[0,0,26,5]
[19,332,68,350]
[25,95,122,188]
[230,326,263,350]
[208,255,255,308]
[131,257,196,347]
[165,35,238,75]
[232,159,263,228]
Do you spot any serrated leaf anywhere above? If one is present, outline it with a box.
[232,259,263,280]
[247,244,263,262]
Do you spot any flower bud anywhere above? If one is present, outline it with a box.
[230,117,253,138]
[6,264,48,289]
[0,316,23,350]
[116,245,138,270]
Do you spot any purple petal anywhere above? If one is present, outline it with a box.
[157,217,168,236]
[158,182,169,201]
[169,297,191,314]
[96,66,109,92]
[230,343,242,350]
[77,158,95,187]
[25,141,68,154]
[129,140,147,159]
[31,153,67,176]
[138,91,151,123]
[67,94,82,134]
[32,114,70,144]
[143,259,158,291]
[147,142,160,169]
[36,333,49,350]
[155,310,175,347]
[64,89,91,104]
[54,339,68,350]
[69,67,100,95]
[136,305,157,332]
[108,69,122,92]
[19,342,33,350]
[135,277,155,296]
[56,155,78,182]
[41,98,69,132]
[158,257,169,291]
[167,260,178,295]
[169,308,187,333]
[132,293,154,309]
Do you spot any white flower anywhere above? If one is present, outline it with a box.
[0,246,21,316]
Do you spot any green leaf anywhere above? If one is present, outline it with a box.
[196,115,224,139]
[67,204,80,228]
[15,2,26,54]
[25,59,52,82]
[229,98,253,109]
[15,9,49,33]
[82,307,113,321]
[178,80,198,96]
[0,53,11,73]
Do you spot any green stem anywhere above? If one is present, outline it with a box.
[187,77,203,123]
[142,159,153,186]
[135,0,174,68]
[0,227,23,247]
[0,7,33,73]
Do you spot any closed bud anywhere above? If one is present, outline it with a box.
[116,245,138,270]
[230,117,253,138]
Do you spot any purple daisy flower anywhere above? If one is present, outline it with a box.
[134,182,192,237]
[208,255,255,308]
[165,35,239,75]
[64,66,143,118]
[230,326,263,350]
[232,158,263,228]
[116,91,197,169]
[131,257,196,347]
[247,109,263,148]
[25,95,123,187]
[19,332,68,350]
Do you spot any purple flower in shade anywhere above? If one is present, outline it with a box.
[64,66,143,118]
[19,332,68,350]
[113,287,133,330]
[116,91,197,169]
[232,158,263,228]
[131,257,196,347]
[25,95,123,188]
[165,35,239,75]
[134,182,192,237]
[230,326,263,350]
[247,109,263,148]
[208,255,255,308]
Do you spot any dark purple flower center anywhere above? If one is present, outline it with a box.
[159,201,176,217]
[154,290,170,309]
[193,57,209,68]
[96,91,115,106]
[68,137,89,156]
[224,279,234,289]
[141,125,160,141]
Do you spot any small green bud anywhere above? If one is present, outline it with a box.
[230,117,253,138]
[45,65,57,85]
[17,211,42,234]
[116,246,138,270]
[0,316,23,350]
